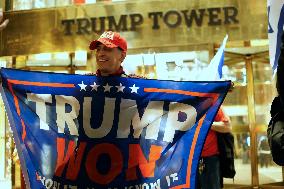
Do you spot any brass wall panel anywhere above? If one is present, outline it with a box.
[0,0,267,56]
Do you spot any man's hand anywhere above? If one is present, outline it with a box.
[211,120,232,133]
[0,8,9,31]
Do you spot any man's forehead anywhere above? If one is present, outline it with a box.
[96,43,120,51]
[96,43,113,49]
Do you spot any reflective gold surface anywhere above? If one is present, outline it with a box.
[0,0,267,56]
[245,56,259,187]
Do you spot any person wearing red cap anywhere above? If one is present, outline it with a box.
[89,31,128,77]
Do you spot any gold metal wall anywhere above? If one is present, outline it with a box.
[0,0,267,56]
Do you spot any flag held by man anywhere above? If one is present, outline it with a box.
[0,68,231,189]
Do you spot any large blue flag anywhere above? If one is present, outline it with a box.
[0,68,231,189]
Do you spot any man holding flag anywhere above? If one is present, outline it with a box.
[89,31,232,189]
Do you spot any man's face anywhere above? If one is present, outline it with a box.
[95,43,126,76]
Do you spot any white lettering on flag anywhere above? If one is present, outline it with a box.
[163,102,197,142]
[117,99,139,138]
[55,95,80,136]
[132,101,164,140]
[83,97,116,138]
[27,93,52,130]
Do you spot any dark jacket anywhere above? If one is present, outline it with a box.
[276,33,284,102]
[271,33,284,118]
[268,33,284,166]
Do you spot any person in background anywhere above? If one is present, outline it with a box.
[0,8,9,31]
[276,33,284,103]
[258,136,271,168]
[197,107,232,189]
[268,32,284,166]
[271,32,284,117]
[241,137,249,164]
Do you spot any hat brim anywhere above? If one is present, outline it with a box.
[89,38,118,50]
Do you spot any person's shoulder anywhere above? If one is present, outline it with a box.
[215,106,230,122]
[85,73,96,76]
[84,72,147,79]
[124,73,147,79]
[270,96,282,117]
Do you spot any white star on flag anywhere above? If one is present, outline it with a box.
[103,83,112,92]
[78,81,87,91]
[129,84,139,93]
[90,82,99,91]
[116,83,125,92]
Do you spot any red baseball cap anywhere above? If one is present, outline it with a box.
[89,31,127,52]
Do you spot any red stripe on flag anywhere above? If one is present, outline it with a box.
[144,88,219,102]
[8,79,75,88]
[8,83,26,141]
[170,116,205,189]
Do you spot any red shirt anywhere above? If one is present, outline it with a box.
[201,107,230,157]
[96,66,125,76]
